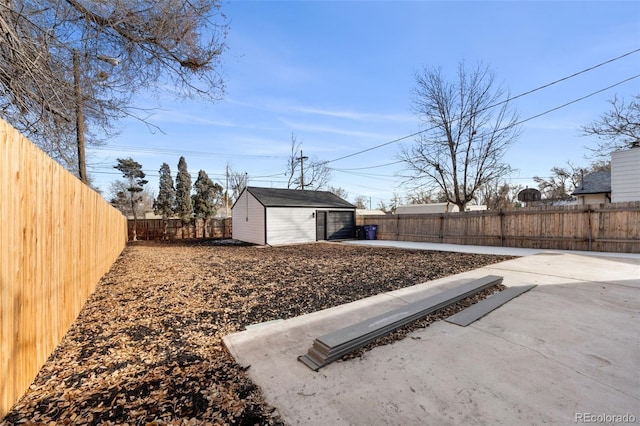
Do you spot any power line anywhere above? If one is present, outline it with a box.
[511,74,640,127]
[324,48,640,164]
[329,160,404,171]
[332,169,398,181]
[438,73,640,146]
[328,74,640,188]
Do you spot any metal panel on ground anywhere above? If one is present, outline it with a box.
[445,284,537,327]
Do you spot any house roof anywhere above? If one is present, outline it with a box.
[245,186,356,208]
[572,171,612,195]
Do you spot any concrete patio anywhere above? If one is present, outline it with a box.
[224,246,639,425]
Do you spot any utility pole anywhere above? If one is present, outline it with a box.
[73,50,88,185]
[297,150,309,190]
[225,164,230,218]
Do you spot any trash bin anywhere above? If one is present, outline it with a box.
[355,225,366,240]
[364,224,378,240]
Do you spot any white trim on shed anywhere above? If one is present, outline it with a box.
[611,147,640,203]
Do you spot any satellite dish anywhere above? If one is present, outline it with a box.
[517,188,541,202]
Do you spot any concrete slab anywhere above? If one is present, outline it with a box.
[223,253,640,426]
[343,239,640,259]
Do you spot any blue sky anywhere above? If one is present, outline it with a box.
[88,0,640,207]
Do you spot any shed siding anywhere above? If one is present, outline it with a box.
[266,207,316,245]
[577,194,609,205]
[232,191,265,245]
[612,149,640,202]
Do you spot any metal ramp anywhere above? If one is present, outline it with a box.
[298,275,503,371]
[446,284,536,326]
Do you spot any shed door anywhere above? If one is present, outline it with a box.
[316,211,327,240]
[327,211,355,240]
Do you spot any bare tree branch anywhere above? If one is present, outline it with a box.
[399,62,520,211]
[582,94,640,160]
[0,0,227,174]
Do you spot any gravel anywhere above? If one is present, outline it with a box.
[2,240,513,425]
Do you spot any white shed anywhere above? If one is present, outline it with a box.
[232,187,356,245]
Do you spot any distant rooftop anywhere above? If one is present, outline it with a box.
[572,171,611,195]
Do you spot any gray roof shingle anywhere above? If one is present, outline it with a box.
[245,186,355,208]
[572,171,611,195]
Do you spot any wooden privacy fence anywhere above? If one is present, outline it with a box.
[357,203,640,253]
[0,119,128,418]
[128,218,232,241]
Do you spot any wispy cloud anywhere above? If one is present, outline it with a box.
[147,109,238,128]
[292,106,415,123]
[278,118,399,141]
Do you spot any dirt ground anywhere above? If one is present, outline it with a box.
[2,240,513,425]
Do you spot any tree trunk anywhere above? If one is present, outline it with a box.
[202,217,209,238]
[132,215,138,241]
[73,51,88,185]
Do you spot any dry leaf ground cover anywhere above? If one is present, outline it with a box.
[2,241,513,425]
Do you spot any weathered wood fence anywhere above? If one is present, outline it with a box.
[128,218,232,241]
[357,203,640,253]
[0,119,128,418]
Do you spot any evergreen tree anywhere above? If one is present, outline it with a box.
[113,158,148,241]
[154,162,176,239]
[193,170,223,237]
[175,156,193,230]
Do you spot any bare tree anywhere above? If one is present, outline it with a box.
[0,0,227,177]
[377,193,403,214]
[228,170,248,203]
[285,133,331,190]
[533,162,587,201]
[405,189,434,204]
[327,186,349,200]
[399,62,521,211]
[476,181,523,209]
[582,94,640,160]
[353,195,369,209]
[109,181,155,218]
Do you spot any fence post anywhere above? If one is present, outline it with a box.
[587,205,593,251]
[499,209,504,247]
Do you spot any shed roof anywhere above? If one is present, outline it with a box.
[245,186,355,208]
[572,171,611,195]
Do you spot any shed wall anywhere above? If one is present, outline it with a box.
[577,194,609,205]
[232,191,265,245]
[612,148,640,202]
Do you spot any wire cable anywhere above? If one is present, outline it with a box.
[324,48,640,164]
